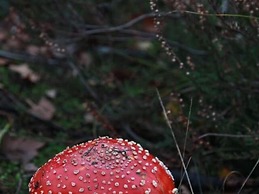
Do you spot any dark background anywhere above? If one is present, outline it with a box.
[0,0,258,193]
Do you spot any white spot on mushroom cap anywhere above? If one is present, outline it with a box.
[173,188,179,194]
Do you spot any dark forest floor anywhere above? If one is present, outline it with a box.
[0,1,259,193]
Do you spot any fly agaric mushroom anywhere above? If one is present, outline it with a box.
[29,136,177,194]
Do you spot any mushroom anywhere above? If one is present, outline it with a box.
[29,136,178,194]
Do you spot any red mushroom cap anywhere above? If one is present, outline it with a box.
[29,136,177,194]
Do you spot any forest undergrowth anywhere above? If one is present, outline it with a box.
[0,0,258,193]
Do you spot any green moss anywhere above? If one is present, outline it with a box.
[0,161,25,194]
[33,141,66,166]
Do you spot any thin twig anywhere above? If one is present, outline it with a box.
[15,175,22,194]
[198,133,253,139]
[0,50,60,65]
[156,89,194,194]
[81,10,259,37]
[222,171,242,194]
[237,157,259,194]
[183,98,193,161]
[178,10,259,20]
[67,60,99,102]
[0,123,11,143]
[80,12,172,36]
[180,98,193,191]
[178,157,192,188]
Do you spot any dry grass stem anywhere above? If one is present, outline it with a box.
[156,89,194,194]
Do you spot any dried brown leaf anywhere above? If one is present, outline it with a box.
[0,58,9,66]
[9,63,41,83]
[28,97,56,120]
[17,32,31,42]
[23,162,39,172]
[1,134,44,165]
[79,51,92,68]
[0,30,7,41]
[135,41,152,51]
[26,45,40,56]
[5,38,22,50]
[45,89,57,99]
[179,185,191,194]
[84,113,94,123]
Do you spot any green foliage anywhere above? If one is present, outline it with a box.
[0,0,9,18]
[33,141,66,166]
[0,0,259,193]
[0,161,23,194]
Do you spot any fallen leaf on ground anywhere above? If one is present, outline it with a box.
[9,63,40,83]
[17,32,31,42]
[1,134,44,166]
[78,51,92,68]
[5,38,22,50]
[0,58,9,66]
[179,185,191,194]
[0,30,7,41]
[28,97,56,120]
[84,113,94,123]
[26,45,40,56]
[135,41,152,51]
[45,89,57,99]
[23,162,39,172]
